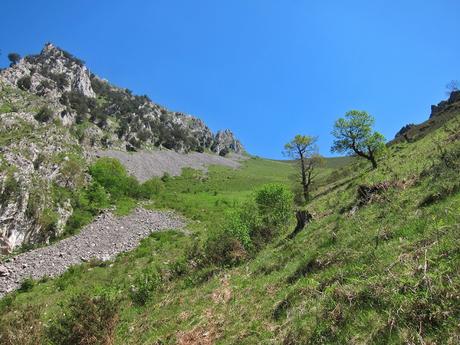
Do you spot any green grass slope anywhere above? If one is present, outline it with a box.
[0,116,459,345]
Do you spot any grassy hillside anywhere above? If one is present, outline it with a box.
[0,116,459,344]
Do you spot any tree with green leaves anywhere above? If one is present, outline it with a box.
[284,135,322,203]
[7,52,21,66]
[331,110,385,169]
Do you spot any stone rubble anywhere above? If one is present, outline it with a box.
[0,208,185,297]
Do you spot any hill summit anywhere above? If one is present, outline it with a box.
[0,43,243,154]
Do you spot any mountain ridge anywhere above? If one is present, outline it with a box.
[0,43,243,154]
[0,43,244,253]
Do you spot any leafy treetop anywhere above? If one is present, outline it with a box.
[331,110,385,169]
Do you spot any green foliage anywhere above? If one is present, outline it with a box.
[34,106,53,122]
[140,177,164,198]
[60,91,96,123]
[4,118,460,345]
[254,183,293,229]
[7,52,20,66]
[331,110,385,168]
[59,155,85,188]
[129,267,161,306]
[46,293,119,345]
[0,174,20,206]
[89,158,137,199]
[38,209,58,235]
[204,183,293,266]
[18,278,35,292]
[64,183,109,235]
[283,134,317,158]
[284,134,321,203]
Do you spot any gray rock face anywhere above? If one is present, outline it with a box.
[0,111,83,253]
[212,129,244,155]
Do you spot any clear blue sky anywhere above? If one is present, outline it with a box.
[1,0,459,158]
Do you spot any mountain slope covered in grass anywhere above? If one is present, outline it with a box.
[0,108,459,344]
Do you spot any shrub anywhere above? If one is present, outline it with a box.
[0,305,44,345]
[86,182,110,210]
[89,158,138,200]
[203,183,293,266]
[64,209,93,236]
[60,157,85,188]
[130,267,161,306]
[222,206,255,249]
[204,228,248,267]
[140,178,163,198]
[34,106,53,122]
[51,73,69,90]
[219,147,230,156]
[18,278,35,292]
[17,75,32,90]
[7,52,21,66]
[38,209,58,236]
[255,183,293,229]
[46,293,119,345]
[0,175,20,206]
[161,172,171,182]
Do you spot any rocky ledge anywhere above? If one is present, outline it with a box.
[0,208,185,297]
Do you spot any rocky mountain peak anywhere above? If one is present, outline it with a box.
[213,129,244,155]
[0,43,243,155]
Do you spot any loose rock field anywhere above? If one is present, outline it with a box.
[0,208,185,297]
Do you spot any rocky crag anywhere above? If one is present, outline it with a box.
[0,43,244,253]
[394,90,460,142]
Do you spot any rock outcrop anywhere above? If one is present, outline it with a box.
[212,129,244,156]
[0,43,244,252]
[430,91,460,118]
[0,43,244,154]
[393,91,460,143]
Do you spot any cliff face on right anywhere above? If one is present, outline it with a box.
[394,90,460,143]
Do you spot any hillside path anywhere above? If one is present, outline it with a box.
[0,208,185,297]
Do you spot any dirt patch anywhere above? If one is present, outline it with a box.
[211,276,232,304]
[177,326,218,345]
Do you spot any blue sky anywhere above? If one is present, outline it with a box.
[1,0,459,158]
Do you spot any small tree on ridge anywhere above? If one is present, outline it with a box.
[331,110,385,169]
[8,52,21,66]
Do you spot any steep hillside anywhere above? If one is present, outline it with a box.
[0,44,244,252]
[0,109,458,344]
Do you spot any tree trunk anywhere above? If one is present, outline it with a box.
[288,210,313,239]
[299,152,308,202]
[351,143,377,169]
[369,153,377,169]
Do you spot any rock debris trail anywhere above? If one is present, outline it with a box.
[95,149,247,182]
[0,208,185,297]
